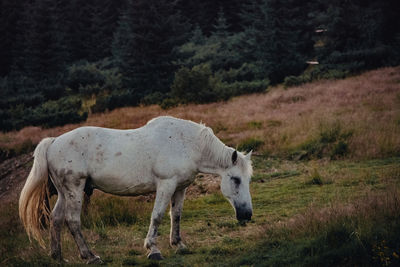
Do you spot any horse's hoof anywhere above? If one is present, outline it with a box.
[148,252,164,260]
[50,251,62,261]
[87,255,103,265]
[175,243,190,254]
[176,247,191,255]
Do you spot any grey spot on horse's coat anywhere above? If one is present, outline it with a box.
[74,179,81,187]
[59,168,66,176]
[67,170,73,175]
[96,151,104,163]
[69,141,74,146]
[115,152,122,157]
[68,160,72,163]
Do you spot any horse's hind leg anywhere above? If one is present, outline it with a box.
[64,178,102,264]
[50,193,65,260]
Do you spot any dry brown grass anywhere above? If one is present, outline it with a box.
[284,186,400,237]
[1,66,399,159]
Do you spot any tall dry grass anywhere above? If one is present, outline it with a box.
[1,66,399,159]
[284,187,400,237]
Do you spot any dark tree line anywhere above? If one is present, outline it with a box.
[1,0,399,131]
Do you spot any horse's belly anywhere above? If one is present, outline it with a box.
[91,175,157,196]
[91,171,156,195]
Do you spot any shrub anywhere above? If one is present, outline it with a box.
[217,63,266,83]
[160,98,179,110]
[67,62,105,94]
[292,122,353,160]
[141,92,166,105]
[66,60,123,97]
[216,79,269,97]
[92,90,140,113]
[171,64,219,104]
[306,169,324,185]
[238,138,264,152]
[248,121,263,129]
[284,76,304,88]
[331,141,349,159]
[31,96,88,128]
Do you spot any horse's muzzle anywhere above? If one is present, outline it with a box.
[235,204,252,222]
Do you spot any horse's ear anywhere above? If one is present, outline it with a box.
[232,150,238,165]
[245,150,252,160]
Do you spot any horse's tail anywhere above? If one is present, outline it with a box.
[19,137,55,248]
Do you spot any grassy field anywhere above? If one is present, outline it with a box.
[1,67,400,266]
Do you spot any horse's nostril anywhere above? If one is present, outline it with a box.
[236,207,252,222]
[247,211,252,220]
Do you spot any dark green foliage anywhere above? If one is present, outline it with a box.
[314,0,400,72]
[66,60,122,97]
[171,64,219,104]
[112,0,189,97]
[67,63,105,95]
[0,96,87,131]
[239,0,313,84]
[0,0,399,131]
[238,138,264,152]
[292,123,353,160]
[92,90,140,113]
[31,96,88,128]
[306,169,325,186]
[141,92,166,106]
[160,98,179,110]
[0,0,24,76]
[283,76,304,88]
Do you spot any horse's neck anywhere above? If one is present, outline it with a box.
[197,129,232,175]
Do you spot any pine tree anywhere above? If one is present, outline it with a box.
[0,0,25,76]
[112,0,190,97]
[65,0,93,63]
[314,0,400,71]
[18,0,68,80]
[88,0,122,62]
[211,8,230,38]
[239,0,311,83]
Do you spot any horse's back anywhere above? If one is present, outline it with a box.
[46,117,204,195]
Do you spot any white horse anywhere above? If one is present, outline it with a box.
[19,116,253,264]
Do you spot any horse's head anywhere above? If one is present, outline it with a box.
[220,150,253,223]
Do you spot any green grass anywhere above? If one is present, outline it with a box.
[1,157,400,265]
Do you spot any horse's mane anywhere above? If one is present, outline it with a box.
[198,126,253,177]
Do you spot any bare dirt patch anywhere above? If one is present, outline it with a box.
[0,153,32,204]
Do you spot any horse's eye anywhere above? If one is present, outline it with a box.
[231,176,241,185]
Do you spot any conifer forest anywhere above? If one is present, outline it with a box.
[1,0,399,131]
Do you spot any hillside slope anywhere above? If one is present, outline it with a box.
[1,67,400,266]
[1,66,399,159]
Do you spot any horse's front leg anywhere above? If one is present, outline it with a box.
[170,188,187,252]
[144,179,177,260]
